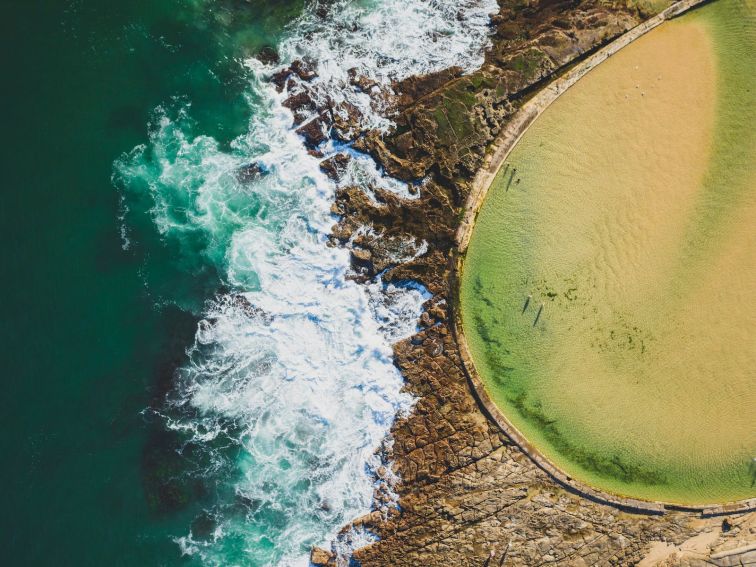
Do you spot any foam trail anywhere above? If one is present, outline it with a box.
[116,0,497,564]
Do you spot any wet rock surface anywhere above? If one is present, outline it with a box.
[235,162,267,183]
[282,0,756,563]
[319,152,351,181]
[310,546,336,567]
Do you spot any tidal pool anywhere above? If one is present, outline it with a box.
[460,0,756,504]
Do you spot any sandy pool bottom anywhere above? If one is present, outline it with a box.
[460,0,756,504]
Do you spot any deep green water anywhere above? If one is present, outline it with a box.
[0,1,300,564]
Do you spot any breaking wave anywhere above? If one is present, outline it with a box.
[115,0,496,564]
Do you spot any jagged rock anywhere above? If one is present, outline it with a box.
[309,546,335,566]
[354,132,429,180]
[295,113,330,148]
[271,59,318,95]
[319,152,351,181]
[331,100,364,141]
[290,59,318,81]
[350,247,373,273]
[348,67,378,92]
[235,162,267,184]
[270,68,291,92]
[392,66,464,108]
[282,90,317,125]
[227,294,273,324]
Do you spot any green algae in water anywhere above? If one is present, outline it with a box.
[460,0,756,504]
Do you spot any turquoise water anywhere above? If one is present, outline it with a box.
[1,0,496,564]
[1,2,302,564]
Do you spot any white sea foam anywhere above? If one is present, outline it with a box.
[330,145,417,200]
[278,0,497,132]
[117,0,497,564]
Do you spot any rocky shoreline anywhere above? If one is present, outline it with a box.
[271,0,756,564]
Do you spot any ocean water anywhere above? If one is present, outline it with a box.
[1,0,496,565]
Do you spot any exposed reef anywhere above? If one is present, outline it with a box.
[281,0,756,564]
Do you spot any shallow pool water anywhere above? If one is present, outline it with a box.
[460,0,756,504]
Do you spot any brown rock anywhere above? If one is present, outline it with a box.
[350,247,373,273]
[319,153,352,181]
[282,90,317,125]
[348,67,378,92]
[235,162,266,184]
[309,546,334,566]
[291,59,318,81]
[331,100,364,141]
[270,69,291,92]
[296,113,331,148]
[392,66,464,108]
